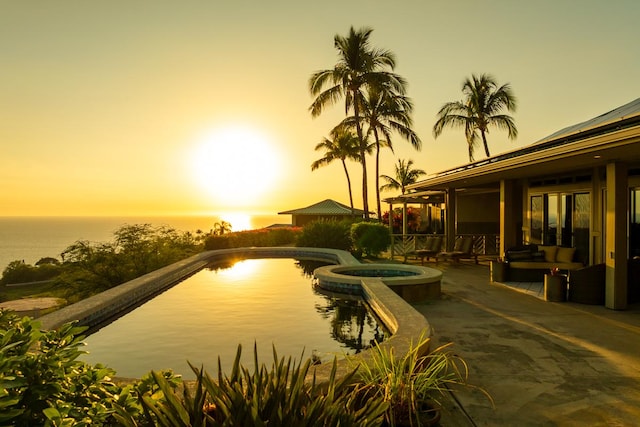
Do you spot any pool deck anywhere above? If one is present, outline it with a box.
[398,256,640,426]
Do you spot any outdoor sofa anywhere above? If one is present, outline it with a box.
[503,244,584,282]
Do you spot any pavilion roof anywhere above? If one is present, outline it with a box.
[278,199,366,216]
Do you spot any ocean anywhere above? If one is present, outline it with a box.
[0,214,285,271]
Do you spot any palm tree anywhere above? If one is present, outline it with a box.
[433,73,517,162]
[311,126,360,212]
[309,26,405,220]
[212,220,232,236]
[350,85,421,218]
[379,159,426,195]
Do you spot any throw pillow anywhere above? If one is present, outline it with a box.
[538,245,557,263]
[556,246,576,263]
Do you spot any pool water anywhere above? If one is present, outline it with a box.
[81,258,388,379]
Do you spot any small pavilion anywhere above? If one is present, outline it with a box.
[278,199,367,227]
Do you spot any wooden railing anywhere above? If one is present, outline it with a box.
[390,234,500,257]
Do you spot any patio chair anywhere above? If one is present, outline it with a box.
[414,236,443,265]
[436,236,478,264]
[568,263,605,305]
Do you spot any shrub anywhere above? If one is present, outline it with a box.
[203,227,301,250]
[0,309,125,426]
[295,220,352,250]
[0,260,62,285]
[350,222,391,258]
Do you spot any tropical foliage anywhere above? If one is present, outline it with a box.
[352,84,421,219]
[295,220,353,251]
[116,345,388,427]
[0,310,388,426]
[0,259,62,286]
[433,73,517,162]
[350,222,391,258]
[203,227,301,250]
[381,207,422,234]
[353,335,491,427]
[55,224,202,303]
[1,224,203,304]
[379,159,426,195]
[0,309,124,426]
[309,26,408,220]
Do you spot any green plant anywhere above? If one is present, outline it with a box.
[353,334,491,427]
[350,222,391,258]
[0,309,127,426]
[117,343,388,427]
[296,220,352,250]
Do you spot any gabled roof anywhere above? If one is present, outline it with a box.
[278,199,365,216]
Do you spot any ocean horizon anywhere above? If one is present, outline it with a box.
[0,214,286,271]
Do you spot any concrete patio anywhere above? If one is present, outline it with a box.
[406,258,640,426]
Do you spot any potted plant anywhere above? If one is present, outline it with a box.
[352,334,491,426]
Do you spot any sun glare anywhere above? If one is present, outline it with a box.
[220,212,252,232]
[190,126,281,207]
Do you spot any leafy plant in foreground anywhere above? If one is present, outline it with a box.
[118,343,388,427]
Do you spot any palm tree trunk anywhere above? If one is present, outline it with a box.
[373,128,382,220]
[353,94,369,220]
[467,136,475,162]
[341,159,355,215]
[481,130,491,157]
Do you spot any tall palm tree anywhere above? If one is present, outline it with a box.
[311,126,360,212]
[309,26,405,220]
[379,158,426,195]
[433,73,517,162]
[350,85,421,218]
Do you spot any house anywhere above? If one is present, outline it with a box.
[278,199,366,227]
[401,97,640,310]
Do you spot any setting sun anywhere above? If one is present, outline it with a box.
[190,126,281,207]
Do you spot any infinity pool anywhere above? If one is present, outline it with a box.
[81,258,388,379]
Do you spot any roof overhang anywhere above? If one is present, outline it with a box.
[383,190,445,204]
[407,124,640,192]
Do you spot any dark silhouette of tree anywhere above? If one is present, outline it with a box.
[343,85,420,218]
[380,158,426,195]
[309,26,405,219]
[311,126,360,212]
[433,73,517,162]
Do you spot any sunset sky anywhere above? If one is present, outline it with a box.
[2,1,639,217]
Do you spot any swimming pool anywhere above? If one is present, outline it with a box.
[80,257,388,379]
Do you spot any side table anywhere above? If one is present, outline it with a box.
[544,274,567,302]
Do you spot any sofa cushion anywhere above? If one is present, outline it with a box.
[509,261,583,270]
[532,250,546,261]
[538,245,557,263]
[556,246,576,263]
[507,250,533,261]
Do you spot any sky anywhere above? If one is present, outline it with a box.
[1,0,639,218]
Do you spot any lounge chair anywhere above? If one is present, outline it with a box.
[414,236,443,265]
[436,236,478,264]
[568,263,605,305]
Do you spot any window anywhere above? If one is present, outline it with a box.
[530,191,590,263]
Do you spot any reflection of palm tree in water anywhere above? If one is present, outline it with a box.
[314,292,387,353]
[295,259,332,277]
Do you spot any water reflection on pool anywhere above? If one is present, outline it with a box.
[81,258,388,379]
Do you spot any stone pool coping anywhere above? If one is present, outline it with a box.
[38,247,434,383]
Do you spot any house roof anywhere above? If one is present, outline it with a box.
[406,97,640,192]
[278,199,365,216]
[535,97,640,144]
